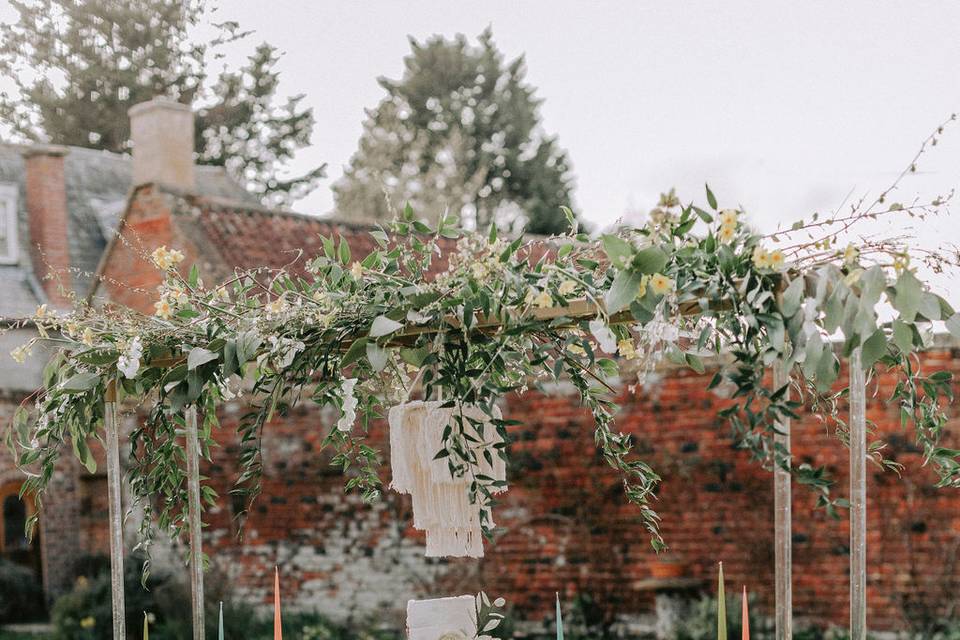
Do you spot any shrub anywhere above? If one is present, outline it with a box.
[0,558,45,623]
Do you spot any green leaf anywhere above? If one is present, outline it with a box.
[891,319,913,353]
[369,315,403,338]
[601,235,634,269]
[632,246,668,275]
[187,347,218,371]
[399,346,428,367]
[338,237,351,265]
[860,329,887,371]
[341,338,367,367]
[685,353,705,374]
[946,313,960,340]
[780,277,804,318]
[366,343,389,372]
[918,293,942,321]
[705,183,717,210]
[188,264,199,288]
[893,270,922,322]
[605,270,641,315]
[61,372,100,393]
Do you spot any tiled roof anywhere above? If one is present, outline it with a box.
[0,143,256,318]
[165,191,457,281]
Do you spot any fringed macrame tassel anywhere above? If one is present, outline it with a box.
[388,400,508,558]
[425,526,485,558]
[406,595,476,640]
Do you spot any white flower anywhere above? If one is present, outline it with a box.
[117,337,143,379]
[336,378,359,432]
[589,319,617,354]
[558,279,577,296]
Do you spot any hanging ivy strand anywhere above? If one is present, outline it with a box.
[5,172,960,556]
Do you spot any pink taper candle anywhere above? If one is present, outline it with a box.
[274,567,282,640]
[742,585,750,640]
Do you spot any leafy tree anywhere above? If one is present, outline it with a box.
[0,0,324,207]
[334,28,576,235]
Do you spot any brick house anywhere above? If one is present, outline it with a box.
[2,98,959,633]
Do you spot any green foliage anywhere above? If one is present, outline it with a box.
[0,558,44,623]
[5,186,958,563]
[333,28,576,234]
[0,0,324,206]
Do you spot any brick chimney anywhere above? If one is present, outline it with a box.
[22,145,72,306]
[128,98,195,191]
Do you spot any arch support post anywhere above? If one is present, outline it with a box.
[104,379,126,640]
[849,348,867,639]
[773,360,792,640]
[185,405,205,640]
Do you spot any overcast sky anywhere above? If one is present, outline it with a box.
[2,1,959,292]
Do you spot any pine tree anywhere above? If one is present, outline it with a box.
[334,29,576,235]
[0,0,324,207]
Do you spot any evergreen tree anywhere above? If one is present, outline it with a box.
[334,29,576,234]
[0,0,324,207]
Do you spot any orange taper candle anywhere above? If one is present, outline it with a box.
[742,585,750,640]
[274,567,282,640]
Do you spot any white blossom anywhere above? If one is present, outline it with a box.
[589,319,617,354]
[118,337,143,379]
[337,378,359,432]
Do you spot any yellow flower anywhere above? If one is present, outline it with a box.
[65,321,79,337]
[617,339,638,360]
[10,345,30,364]
[717,223,737,243]
[558,279,577,296]
[638,275,649,299]
[350,262,364,279]
[752,247,771,269]
[843,244,859,266]
[718,209,738,226]
[470,262,487,279]
[769,249,786,270]
[894,254,910,274]
[150,246,185,270]
[154,299,173,320]
[213,286,230,303]
[35,304,49,319]
[81,328,95,346]
[649,273,674,296]
[80,616,95,629]
[533,290,554,309]
[567,343,586,356]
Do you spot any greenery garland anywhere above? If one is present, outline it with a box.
[5,168,960,564]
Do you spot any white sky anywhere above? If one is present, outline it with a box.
[2,1,960,293]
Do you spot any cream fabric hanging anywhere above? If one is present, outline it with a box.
[389,400,507,558]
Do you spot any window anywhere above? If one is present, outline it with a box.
[0,183,18,264]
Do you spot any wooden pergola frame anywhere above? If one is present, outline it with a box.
[98,299,869,640]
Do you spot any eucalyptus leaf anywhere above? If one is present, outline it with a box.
[187,347,218,371]
[605,269,641,315]
[369,315,404,338]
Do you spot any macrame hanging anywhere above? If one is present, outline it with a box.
[406,595,476,640]
[389,400,507,558]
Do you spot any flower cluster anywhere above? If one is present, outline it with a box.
[150,245,185,270]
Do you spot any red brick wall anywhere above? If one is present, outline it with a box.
[186,349,960,631]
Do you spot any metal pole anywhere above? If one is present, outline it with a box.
[104,379,126,640]
[849,348,867,639]
[773,361,792,640]
[185,406,205,640]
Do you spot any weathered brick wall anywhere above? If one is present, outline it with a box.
[183,348,960,631]
[1,350,958,630]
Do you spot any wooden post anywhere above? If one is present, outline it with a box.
[185,406,205,640]
[773,361,792,640]
[104,379,126,640]
[849,348,867,639]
